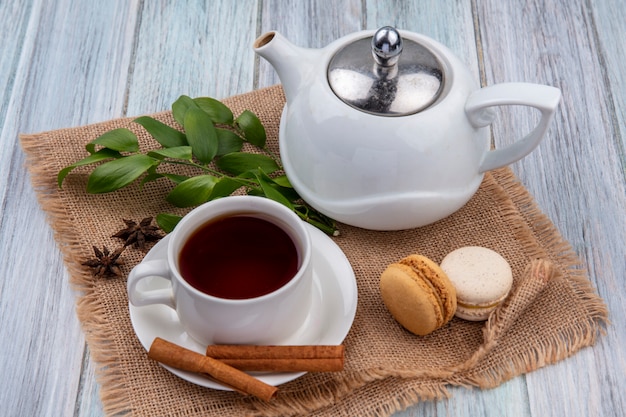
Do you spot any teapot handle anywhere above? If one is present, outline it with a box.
[465,83,561,173]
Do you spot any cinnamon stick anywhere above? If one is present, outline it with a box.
[148,338,277,401]
[212,358,344,372]
[205,345,345,372]
[206,344,344,359]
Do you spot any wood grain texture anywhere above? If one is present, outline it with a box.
[257,0,363,88]
[1,0,623,416]
[126,0,259,115]
[593,0,626,155]
[365,0,479,78]
[0,1,32,130]
[1,0,137,415]
[476,1,625,416]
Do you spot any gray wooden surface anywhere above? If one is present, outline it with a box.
[1,1,624,416]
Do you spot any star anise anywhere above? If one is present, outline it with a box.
[112,217,163,249]
[82,246,125,278]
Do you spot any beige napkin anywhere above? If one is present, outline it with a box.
[20,85,608,416]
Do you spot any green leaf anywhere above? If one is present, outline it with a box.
[156,213,182,233]
[134,116,187,148]
[57,148,122,188]
[140,171,164,187]
[166,175,219,207]
[216,128,244,155]
[162,173,190,184]
[216,152,279,175]
[294,205,338,236]
[172,95,199,126]
[256,173,294,208]
[147,146,193,160]
[271,174,293,188]
[235,110,266,147]
[256,169,300,201]
[184,108,219,164]
[208,177,244,199]
[140,171,189,188]
[193,97,234,124]
[87,154,157,193]
[246,187,264,197]
[234,170,259,180]
[86,128,139,154]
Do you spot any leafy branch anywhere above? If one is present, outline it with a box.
[58,95,338,235]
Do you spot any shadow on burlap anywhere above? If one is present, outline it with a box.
[20,85,608,416]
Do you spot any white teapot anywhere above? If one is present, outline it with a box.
[254,27,561,230]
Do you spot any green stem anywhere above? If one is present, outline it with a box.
[159,158,210,171]
[294,206,338,236]
[153,159,262,195]
[158,159,225,178]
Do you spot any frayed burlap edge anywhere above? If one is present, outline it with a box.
[248,168,609,417]
[447,169,610,389]
[20,134,133,416]
[19,84,609,417]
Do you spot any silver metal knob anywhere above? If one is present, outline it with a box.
[328,26,444,115]
[372,26,403,67]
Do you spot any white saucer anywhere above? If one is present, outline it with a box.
[128,222,357,390]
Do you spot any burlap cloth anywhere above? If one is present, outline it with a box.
[20,85,608,417]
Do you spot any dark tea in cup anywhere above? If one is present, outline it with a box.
[178,215,299,299]
[128,196,313,346]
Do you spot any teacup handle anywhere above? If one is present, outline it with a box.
[465,82,561,173]
[127,259,176,309]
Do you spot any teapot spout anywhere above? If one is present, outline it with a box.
[254,31,316,105]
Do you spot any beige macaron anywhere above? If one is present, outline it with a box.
[440,246,513,321]
[380,254,457,336]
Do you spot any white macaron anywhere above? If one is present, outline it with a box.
[440,246,513,321]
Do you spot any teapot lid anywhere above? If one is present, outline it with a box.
[328,26,444,116]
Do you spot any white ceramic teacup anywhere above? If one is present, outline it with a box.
[127,196,313,346]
